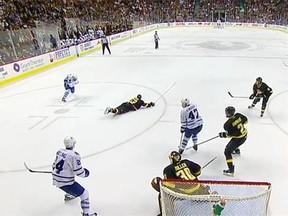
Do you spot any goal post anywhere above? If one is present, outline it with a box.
[160,179,271,216]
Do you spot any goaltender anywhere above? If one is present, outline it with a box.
[151,151,211,216]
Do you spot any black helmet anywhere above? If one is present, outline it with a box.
[256,77,262,86]
[169,151,181,164]
[256,77,262,83]
[137,94,142,100]
[225,106,235,118]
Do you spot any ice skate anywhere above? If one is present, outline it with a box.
[81,213,97,216]
[62,97,66,102]
[223,166,234,177]
[232,148,240,155]
[64,194,75,202]
[178,148,184,155]
[192,144,198,151]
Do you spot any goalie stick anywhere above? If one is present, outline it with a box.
[228,92,249,99]
[186,135,219,150]
[24,162,52,174]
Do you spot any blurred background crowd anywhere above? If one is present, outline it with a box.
[0,0,287,66]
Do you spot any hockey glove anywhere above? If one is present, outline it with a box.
[249,94,255,99]
[180,127,185,133]
[84,168,90,177]
[219,132,228,138]
[149,102,155,107]
[151,177,162,192]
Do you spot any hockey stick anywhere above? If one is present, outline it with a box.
[186,135,219,150]
[228,92,249,99]
[154,82,176,103]
[202,156,218,169]
[179,133,183,146]
[24,162,52,174]
[283,55,288,67]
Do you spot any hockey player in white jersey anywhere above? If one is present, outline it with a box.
[62,74,79,102]
[52,136,97,216]
[179,99,203,154]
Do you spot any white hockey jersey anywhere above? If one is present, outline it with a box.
[180,103,203,129]
[52,149,87,187]
[64,74,78,88]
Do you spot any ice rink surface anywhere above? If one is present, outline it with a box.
[0,26,287,216]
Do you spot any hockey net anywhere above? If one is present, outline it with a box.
[160,179,271,216]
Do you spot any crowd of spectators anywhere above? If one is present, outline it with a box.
[0,0,287,66]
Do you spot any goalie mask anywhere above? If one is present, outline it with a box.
[169,151,181,164]
[181,98,190,108]
[64,136,76,149]
[225,106,235,118]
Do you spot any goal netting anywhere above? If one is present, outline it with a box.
[160,179,271,216]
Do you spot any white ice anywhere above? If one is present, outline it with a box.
[0,26,287,216]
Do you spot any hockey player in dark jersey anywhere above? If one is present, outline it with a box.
[151,151,208,216]
[104,94,155,115]
[248,77,273,117]
[219,106,248,176]
[163,151,201,180]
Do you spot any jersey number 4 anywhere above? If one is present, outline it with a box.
[54,159,64,174]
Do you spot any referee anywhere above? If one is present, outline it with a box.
[100,35,111,55]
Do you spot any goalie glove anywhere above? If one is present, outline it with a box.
[219,132,228,138]
[151,177,162,192]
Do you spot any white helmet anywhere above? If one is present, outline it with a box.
[63,136,76,149]
[181,98,190,108]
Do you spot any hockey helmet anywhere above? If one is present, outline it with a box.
[225,106,235,118]
[181,98,190,108]
[63,136,76,149]
[137,94,142,100]
[169,151,181,164]
[256,77,262,86]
